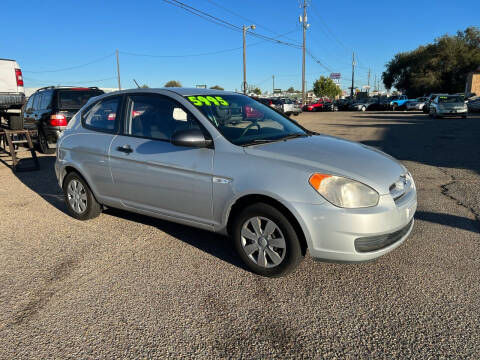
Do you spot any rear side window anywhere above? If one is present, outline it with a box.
[40,90,53,110]
[25,96,34,111]
[58,90,104,110]
[82,97,120,133]
[32,93,42,110]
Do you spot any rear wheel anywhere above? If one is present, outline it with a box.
[63,172,102,220]
[38,130,55,154]
[233,203,304,277]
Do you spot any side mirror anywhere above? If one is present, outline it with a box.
[171,129,212,148]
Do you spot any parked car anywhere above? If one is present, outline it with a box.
[390,95,409,110]
[22,86,104,153]
[322,100,338,112]
[303,100,325,112]
[405,97,428,111]
[429,94,467,118]
[276,98,301,116]
[56,88,417,277]
[467,96,480,112]
[334,99,351,111]
[423,93,448,114]
[350,98,385,111]
[0,58,25,129]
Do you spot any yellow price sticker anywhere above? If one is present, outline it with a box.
[188,96,229,106]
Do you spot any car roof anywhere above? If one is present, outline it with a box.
[101,87,238,97]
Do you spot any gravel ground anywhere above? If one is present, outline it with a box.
[0,111,479,359]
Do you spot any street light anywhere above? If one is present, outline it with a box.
[243,24,256,94]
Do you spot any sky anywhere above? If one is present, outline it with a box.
[2,0,479,94]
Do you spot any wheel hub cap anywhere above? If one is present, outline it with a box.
[240,216,286,268]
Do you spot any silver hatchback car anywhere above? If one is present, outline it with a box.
[55,88,417,276]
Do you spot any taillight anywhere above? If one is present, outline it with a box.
[50,114,67,126]
[15,69,24,87]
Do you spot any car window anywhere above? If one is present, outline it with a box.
[82,97,120,133]
[185,94,306,146]
[32,93,42,111]
[25,96,34,112]
[40,90,52,110]
[58,89,104,110]
[126,94,201,141]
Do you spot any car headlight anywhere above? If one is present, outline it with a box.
[309,174,379,208]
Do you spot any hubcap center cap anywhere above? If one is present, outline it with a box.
[258,237,267,247]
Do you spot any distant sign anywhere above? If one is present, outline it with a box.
[330,73,341,79]
[273,88,282,94]
[196,84,207,88]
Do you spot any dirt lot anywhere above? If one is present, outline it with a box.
[1,111,479,359]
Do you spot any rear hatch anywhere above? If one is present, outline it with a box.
[56,88,104,121]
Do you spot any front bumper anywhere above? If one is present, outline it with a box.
[292,187,417,262]
[437,108,467,115]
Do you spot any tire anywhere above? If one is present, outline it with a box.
[233,203,304,277]
[392,104,397,111]
[8,115,24,130]
[361,106,366,112]
[63,172,102,220]
[38,130,55,154]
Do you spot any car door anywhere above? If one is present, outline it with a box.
[108,93,214,226]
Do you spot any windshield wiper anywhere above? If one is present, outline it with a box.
[241,133,309,146]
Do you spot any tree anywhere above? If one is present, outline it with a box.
[252,88,262,95]
[382,26,480,97]
[164,80,182,87]
[210,85,224,90]
[313,76,342,98]
[287,86,295,93]
[141,84,149,88]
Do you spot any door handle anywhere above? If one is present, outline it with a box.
[116,145,133,154]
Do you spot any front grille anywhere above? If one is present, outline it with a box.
[354,219,413,253]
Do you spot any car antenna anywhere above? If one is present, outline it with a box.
[133,79,141,88]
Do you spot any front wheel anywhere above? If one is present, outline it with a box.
[63,172,102,220]
[233,203,304,277]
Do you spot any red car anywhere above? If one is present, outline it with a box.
[303,100,326,112]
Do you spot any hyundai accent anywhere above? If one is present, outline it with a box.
[55,88,417,276]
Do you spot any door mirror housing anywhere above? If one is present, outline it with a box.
[171,129,212,148]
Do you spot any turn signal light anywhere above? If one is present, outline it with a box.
[309,173,331,190]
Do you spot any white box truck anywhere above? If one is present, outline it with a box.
[0,58,25,129]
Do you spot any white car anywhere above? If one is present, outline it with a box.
[405,97,427,111]
[0,58,25,129]
[429,95,468,118]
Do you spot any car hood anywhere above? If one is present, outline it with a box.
[244,135,406,194]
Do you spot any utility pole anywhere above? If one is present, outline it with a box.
[242,24,256,94]
[300,0,309,105]
[350,51,355,98]
[272,75,275,94]
[116,49,121,91]
[367,68,371,94]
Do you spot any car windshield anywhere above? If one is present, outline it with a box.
[58,89,103,110]
[185,94,307,146]
[438,96,463,103]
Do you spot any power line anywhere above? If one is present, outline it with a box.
[119,29,299,58]
[162,0,302,49]
[23,76,117,85]
[23,52,115,73]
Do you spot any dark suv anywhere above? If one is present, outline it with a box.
[22,86,104,153]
